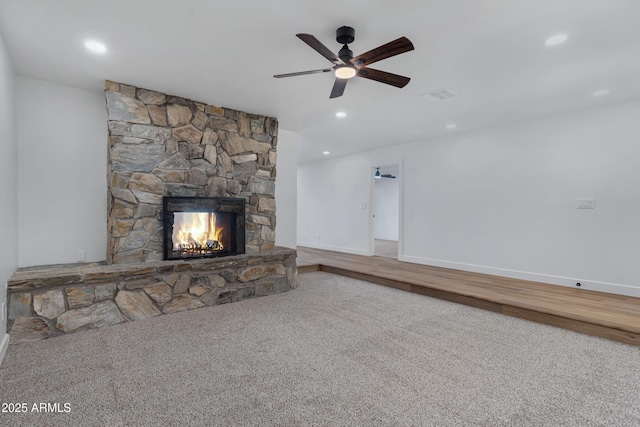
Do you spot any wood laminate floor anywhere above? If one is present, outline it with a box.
[297,246,640,347]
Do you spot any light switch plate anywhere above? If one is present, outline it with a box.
[577,198,595,209]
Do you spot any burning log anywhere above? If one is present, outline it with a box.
[173,239,224,256]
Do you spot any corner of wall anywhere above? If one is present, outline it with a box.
[0,31,18,366]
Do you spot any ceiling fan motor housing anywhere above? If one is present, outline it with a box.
[336,26,355,44]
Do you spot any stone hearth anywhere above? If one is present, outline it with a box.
[7,248,297,343]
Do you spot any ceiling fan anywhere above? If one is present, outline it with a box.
[375,168,396,179]
[274,26,414,98]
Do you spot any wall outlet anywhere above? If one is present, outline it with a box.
[577,198,595,209]
[76,250,86,262]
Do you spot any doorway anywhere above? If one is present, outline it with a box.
[371,164,400,259]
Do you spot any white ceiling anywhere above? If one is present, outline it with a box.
[2,0,640,163]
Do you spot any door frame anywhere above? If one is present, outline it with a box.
[369,160,403,259]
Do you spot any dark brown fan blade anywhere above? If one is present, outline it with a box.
[329,78,348,99]
[356,67,410,88]
[296,34,343,65]
[351,37,414,68]
[274,68,333,78]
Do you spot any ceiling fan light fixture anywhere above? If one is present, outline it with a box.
[335,65,356,79]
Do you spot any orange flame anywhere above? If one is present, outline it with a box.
[172,212,224,252]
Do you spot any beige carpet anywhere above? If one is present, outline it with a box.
[374,239,398,258]
[1,271,639,426]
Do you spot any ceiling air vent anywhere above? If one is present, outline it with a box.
[421,89,457,101]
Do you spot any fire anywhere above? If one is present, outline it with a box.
[172,212,224,253]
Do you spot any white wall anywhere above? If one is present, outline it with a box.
[274,129,297,249]
[17,77,107,266]
[374,177,399,241]
[298,154,376,255]
[298,99,640,297]
[0,33,17,363]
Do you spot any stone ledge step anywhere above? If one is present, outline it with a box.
[8,247,296,292]
[7,248,298,344]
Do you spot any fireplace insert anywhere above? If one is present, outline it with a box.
[162,196,245,260]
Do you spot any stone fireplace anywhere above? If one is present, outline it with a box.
[105,80,278,264]
[6,82,297,343]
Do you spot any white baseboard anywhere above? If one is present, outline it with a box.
[0,332,9,366]
[296,242,370,256]
[400,255,640,298]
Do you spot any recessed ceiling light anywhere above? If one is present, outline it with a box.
[592,89,610,97]
[545,34,568,46]
[336,111,347,118]
[84,39,107,54]
[446,123,457,130]
[322,151,330,155]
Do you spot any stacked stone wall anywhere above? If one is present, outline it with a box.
[105,81,278,264]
